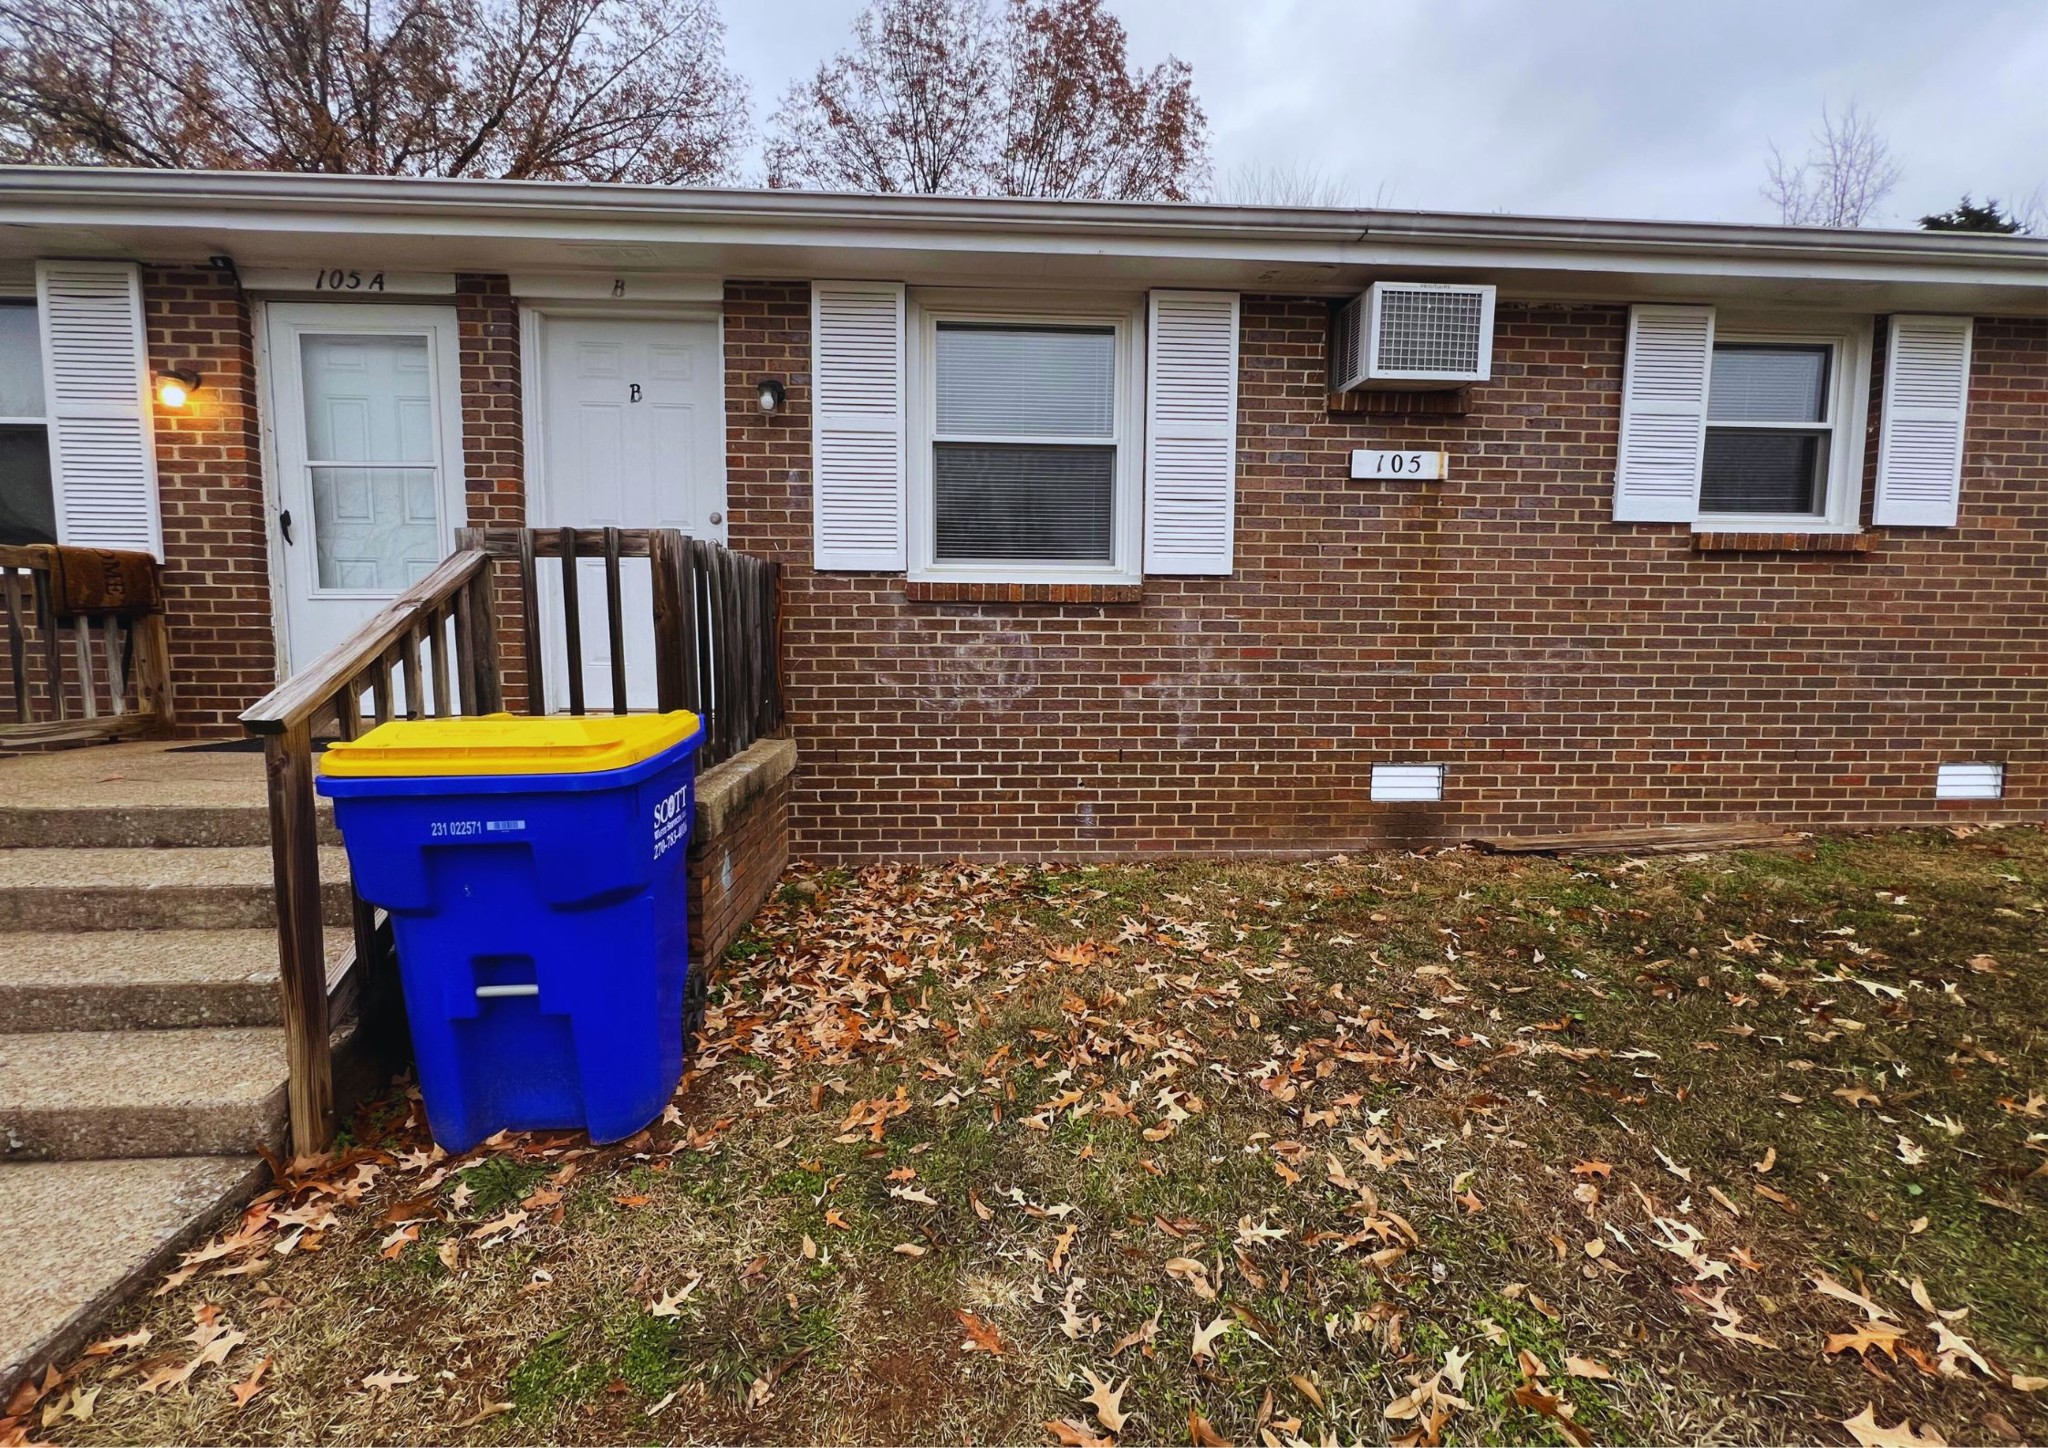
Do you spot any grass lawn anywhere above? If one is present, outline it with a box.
[13,825,2048,1447]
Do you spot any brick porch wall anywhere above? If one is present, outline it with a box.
[725,282,2047,861]
[141,266,275,735]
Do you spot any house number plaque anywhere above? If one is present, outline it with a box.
[1350,449,1448,481]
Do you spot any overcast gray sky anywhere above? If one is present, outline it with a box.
[723,0,2048,226]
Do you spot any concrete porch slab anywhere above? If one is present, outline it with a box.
[0,1155,265,1394]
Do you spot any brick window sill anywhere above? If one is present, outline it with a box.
[1691,532,1876,555]
[903,580,1144,605]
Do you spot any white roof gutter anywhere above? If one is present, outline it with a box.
[2,166,2044,304]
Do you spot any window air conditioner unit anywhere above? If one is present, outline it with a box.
[1331,281,1496,391]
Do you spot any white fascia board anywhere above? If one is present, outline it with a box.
[2,167,2044,306]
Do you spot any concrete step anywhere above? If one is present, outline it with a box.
[0,738,337,849]
[0,1155,264,1393]
[0,1028,288,1160]
[0,803,340,849]
[0,846,354,931]
[0,928,355,1032]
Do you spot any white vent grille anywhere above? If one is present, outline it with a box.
[1934,762,2003,800]
[1370,763,1445,802]
[1332,283,1495,391]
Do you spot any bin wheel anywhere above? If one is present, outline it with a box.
[683,967,709,1051]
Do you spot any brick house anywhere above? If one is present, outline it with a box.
[2,168,2042,860]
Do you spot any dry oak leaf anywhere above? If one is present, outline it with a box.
[83,1327,151,1357]
[893,1242,928,1258]
[1046,1417,1112,1448]
[1188,1409,1234,1447]
[1834,1085,1883,1110]
[956,1310,1005,1356]
[1049,1224,1078,1276]
[1111,1307,1162,1359]
[1191,1315,1235,1362]
[1564,1356,1613,1380]
[1080,1369,1129,1433]
[228,1356,271,1409]
[1844,1405,1947,1448]
[2009,1374,2047,1392]
[1164,1256,1217,1300]
[361,1369,419,1394]
[1826,1325,1905,1360]
[1814,1273,1898,1323]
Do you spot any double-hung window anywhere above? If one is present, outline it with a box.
[0,297,55,546]
[1698,317,1870,531]
[908,295,1143,583]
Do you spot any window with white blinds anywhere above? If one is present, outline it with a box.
[908,298,1143,583]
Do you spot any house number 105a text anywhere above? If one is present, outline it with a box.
[313,269,388,291]
[1350,449,1448,481]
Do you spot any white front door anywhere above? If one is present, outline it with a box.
[530,313,727,712]
[265,303,468,678]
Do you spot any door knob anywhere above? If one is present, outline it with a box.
[708,511,723,525]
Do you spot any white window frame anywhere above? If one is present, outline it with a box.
[0,284,53,545]
[906,289,1145,586]
[1696,312,1872,534]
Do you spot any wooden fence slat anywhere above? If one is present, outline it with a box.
[400,625,424,720]
[3,568,25,724]
[452,584,478,716]
[470,565,504,714]
[649,531,686,715]
[558,526,585,717]
[73,621,96,719]
[518,528,545,715]
[428,607,453,718]
[102,618,126,716]
[603,526,627,716]
[31,570,64,722]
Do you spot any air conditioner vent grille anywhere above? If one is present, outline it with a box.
[1329,282,1496,391]
[1375,288,1488,375]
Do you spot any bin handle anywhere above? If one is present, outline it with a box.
[476,983,540,999]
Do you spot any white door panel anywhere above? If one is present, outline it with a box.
[533,314,726,712]
[265,303,467,705]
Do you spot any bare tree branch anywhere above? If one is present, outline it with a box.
[1762,100,1901,228]
[1211,161,1387,209]
[0,0,749,183]
[764,0,1206,200]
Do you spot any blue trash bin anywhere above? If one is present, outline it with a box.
[316,712,703,1153]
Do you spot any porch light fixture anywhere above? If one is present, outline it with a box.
[155,367,203,410]
[755,377,786,413]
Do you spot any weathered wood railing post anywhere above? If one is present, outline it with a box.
[263,717,332,1152]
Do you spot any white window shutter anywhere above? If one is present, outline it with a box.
[810,281,906,570]
[36,260,161,555]
[1143,290,1239,575]
[1613,304,1714,522]
[1873,315,1972,527]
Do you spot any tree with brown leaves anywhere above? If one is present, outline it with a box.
[0,0,750,183]
[764,0,1207,200]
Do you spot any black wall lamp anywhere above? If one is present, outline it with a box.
[154,367,203,410]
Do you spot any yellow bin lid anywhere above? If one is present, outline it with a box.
[319,712,701,779]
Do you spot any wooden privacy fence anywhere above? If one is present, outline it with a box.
[240,526,783,1151]
[0,544,174,748]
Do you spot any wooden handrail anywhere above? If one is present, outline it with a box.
[240,549,491,735]
[1,544,174,747]
[244,525,783,1155]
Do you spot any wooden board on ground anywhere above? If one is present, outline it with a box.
[1471,821,1806,857]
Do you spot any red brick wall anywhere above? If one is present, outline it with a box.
[689,772,792,964]
[142,266,276,734]
[726,282,2047,861]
